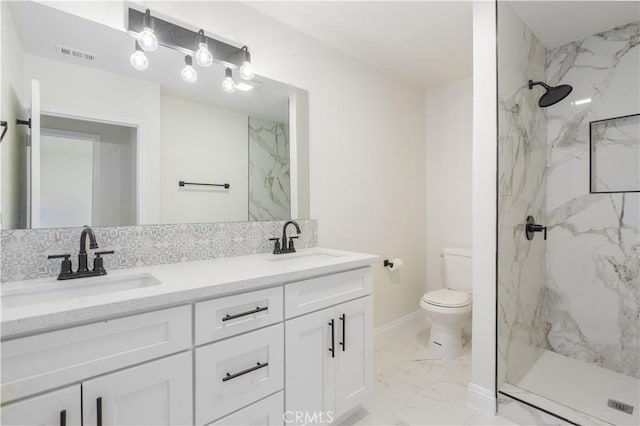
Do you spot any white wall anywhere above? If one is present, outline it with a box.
[40,0,427,328]
[468,0,498,415]
[425,77,473,294]
[160,95,248,224]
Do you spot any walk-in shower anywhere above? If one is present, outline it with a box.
[496,1,640,425]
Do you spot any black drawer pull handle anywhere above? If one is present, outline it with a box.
[222,362,269,382]
[339,313,346,351]
[222,306,268,322]
[97,397,102,426]
[60,410,66,426]
[329,319,335,358]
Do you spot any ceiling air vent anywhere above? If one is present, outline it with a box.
[56,45,96,62]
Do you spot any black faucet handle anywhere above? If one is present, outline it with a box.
[48,254,73,277]
[288,235,299,252]
[93,250,114,274]
[48,254,71,260]
[269,238,281,254]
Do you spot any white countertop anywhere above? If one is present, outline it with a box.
[1,248,378,339]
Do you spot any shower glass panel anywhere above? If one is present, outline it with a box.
[496,1,640,424]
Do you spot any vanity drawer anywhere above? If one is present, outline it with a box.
[195,286,283,345]
[284,268,372,318]
[208,391,283,426]
[195,324,284,425]
[1,305,191,403]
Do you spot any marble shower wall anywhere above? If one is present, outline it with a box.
[497,3,548,387]
[545,21,640,378]
[248,117,291,221]
[1,219,317,283]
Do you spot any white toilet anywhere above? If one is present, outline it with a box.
[420,247,472,359]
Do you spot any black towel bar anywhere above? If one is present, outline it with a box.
[179,181,230,189]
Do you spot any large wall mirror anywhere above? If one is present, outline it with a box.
[1,1,310,229]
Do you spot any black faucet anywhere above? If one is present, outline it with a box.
[48,226,114,280]
[270,220,301,254]
[78,226,99,272]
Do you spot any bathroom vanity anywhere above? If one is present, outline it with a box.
[0,248,377,425]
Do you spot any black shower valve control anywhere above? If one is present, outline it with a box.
[525,216,547,241]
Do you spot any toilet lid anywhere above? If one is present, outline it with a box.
[423,289,471,307]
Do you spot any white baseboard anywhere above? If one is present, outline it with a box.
[374,309,428,343]
[467,383,496,415]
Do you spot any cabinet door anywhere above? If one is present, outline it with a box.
[82,352,192,426]
[334,296,373,419]
[0,385,80,426]
[285,307,336,425]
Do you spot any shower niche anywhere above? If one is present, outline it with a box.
[590,113,640,194]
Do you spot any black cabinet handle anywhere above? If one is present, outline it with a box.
[60,410,66,426]
[339,314,346,351]
[222,361,269,382]
[97,397,102,426]
[222,306,268,322]
[328,319,335,358]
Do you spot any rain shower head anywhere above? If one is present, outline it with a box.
[528,80,573,107]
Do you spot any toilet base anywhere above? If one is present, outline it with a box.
[428,321,464,359]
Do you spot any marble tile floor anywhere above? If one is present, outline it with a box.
[343,320,514,426]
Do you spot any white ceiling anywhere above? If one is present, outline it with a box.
[510,1,640,48]
[246,1,640,89]
[244,1,473,90]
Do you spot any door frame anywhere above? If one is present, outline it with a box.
[39,104,145,225]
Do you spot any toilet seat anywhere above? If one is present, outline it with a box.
[422,288,471,308]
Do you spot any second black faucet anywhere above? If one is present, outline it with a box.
[270,220,301,254]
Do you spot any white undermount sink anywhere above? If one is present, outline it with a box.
[266,251,344,263]
[1,273,161,309]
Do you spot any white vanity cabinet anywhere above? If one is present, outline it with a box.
[1,263,374,426]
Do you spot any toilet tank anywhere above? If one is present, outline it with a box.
[442,247,472,293]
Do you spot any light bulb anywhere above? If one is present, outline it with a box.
[137,10,158,52]
[222,68,236,93]
[239,61,254,80]
[130,50,148,71]
[238,46,255,80]
[181,55,197,83]
[137,28,158,52]
[195,43,213,67]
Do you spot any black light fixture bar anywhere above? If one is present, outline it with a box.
[127,8,245,69]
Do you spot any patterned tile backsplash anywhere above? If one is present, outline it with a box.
[1,220,317,283]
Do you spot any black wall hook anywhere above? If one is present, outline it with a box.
[16,118,31,129]
[0,121,7,143]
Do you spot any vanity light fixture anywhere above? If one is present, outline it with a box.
[129,41,149,71]
[238,46,255,80]
[137,9,158,52]
[127,8,256,92]
[222,68,236,93]
[195,29,213,67]
[181,55,198,83]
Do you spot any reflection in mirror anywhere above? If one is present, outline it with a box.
[0,1,309,229]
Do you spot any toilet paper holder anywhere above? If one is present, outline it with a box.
[383,259,394,268]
